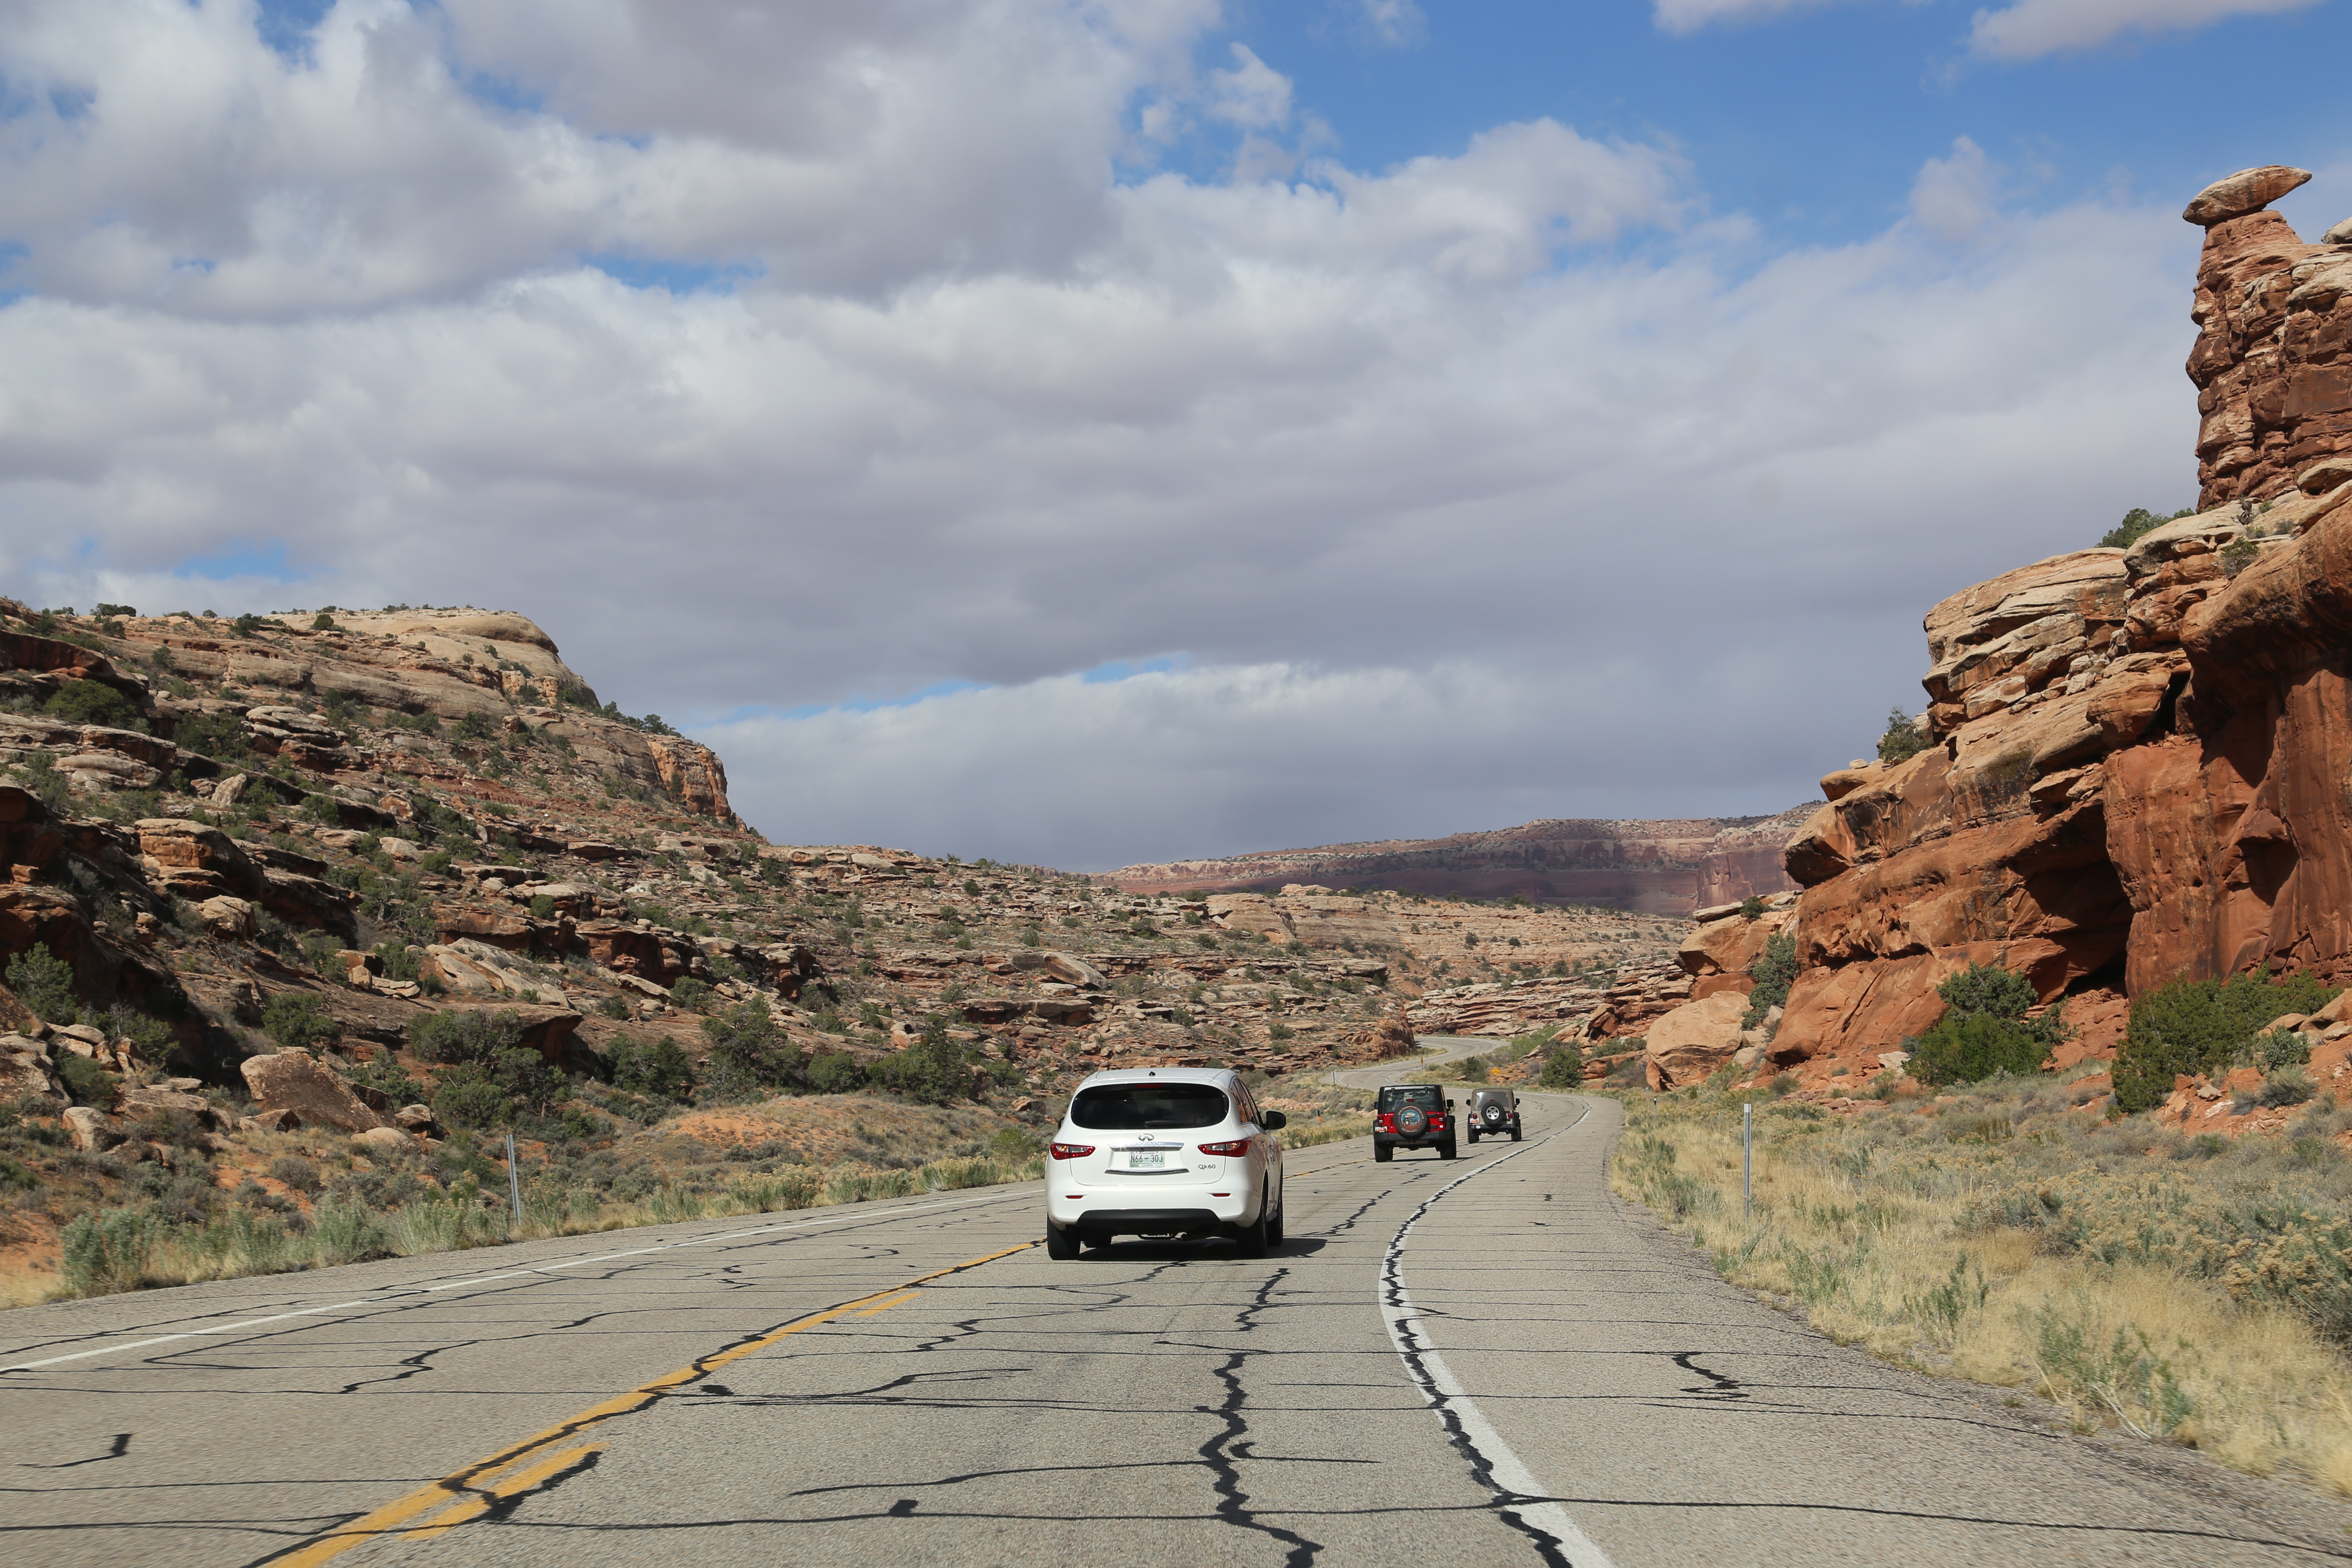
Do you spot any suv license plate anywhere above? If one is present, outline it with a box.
[1125,1152,1167,1169]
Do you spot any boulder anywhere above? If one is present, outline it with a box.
[2302,456,2352,495]
[1042,951,1109,989]
[1641,992,1752,1089]
[197,895,256,938]
[135,818,257,899]
[115,1082,227,1132]
[394,1104,438,1134]
[2326,217,2352,247]
[239,1051,389,1133]
[242,1108,300,1133]
[2182,165,2312,227]
[351,1126,413,1153]
[62,1106,126,1152]
[0,1038,62,1112]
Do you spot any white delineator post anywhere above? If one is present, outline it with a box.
[1742,1101,1753,1216]
[505,1130,524,1228]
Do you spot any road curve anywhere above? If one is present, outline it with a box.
[5,1096,2348,1566]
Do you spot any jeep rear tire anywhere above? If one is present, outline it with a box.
[1374,1143,1393,1163]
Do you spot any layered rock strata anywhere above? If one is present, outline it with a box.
[2183,165,2352,508]
[1112,809,1813,914]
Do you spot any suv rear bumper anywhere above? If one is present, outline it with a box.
[1373,1132,1451,1150]
[1059,1207,1236,1240]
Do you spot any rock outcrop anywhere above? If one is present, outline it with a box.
[1112,809,1813,914]
[2182,165,2352,508]
[1772,167,2352,1076]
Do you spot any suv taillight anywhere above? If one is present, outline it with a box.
[1197,1138,1251,1156]
[1375,1113,1396,1131]
[1049,1142,1095,1160]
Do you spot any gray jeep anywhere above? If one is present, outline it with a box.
[1465,1086,1521,1143]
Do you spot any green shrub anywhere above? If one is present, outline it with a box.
[409,1008,525,1065]
[312,613,337,631]
[528,894,557,920]
[1909,1011,2052,1085]
[2254,1026,2313,1072]
[6,943,79,1023]
[1741,933,1798,1029]
[2098,506,2192,550]
[261,993,341,1054]
[55,1051,117,1107]
[269,1155,322,1192]
[1738,895,1766,920]
[43,679,140,730]
[1908,963,2066,1087]
[2254,1067,2316,1109]
[175,710,249,761]
[869,1021,967,1105]
[1876,707,1928,765]
[60,1207,161,1296]
[807,1052,864,1094]
[699,1001,799,1099]
[670,976,714,1011]
[1539,1042,1584,1088]
[431,1066,514,1129]
[609,1035,692,1099]
[2114,968,2339,1114]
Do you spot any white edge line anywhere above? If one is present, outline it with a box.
[0,1188,1029,1374]
[1379,1100,1619,1568]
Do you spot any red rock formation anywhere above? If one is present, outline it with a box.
[2183,166,2352,508]
[1770,168,2352,1078]
[1112,808,1812,915]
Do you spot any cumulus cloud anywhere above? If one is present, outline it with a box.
[1968,0,2327,58]
[0,1,2208,867]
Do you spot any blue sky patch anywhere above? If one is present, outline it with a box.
[584,253,763,295]
[172,539,306,585]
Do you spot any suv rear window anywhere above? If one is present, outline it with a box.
[1070,1083,1230,1131]
[1376,1086,1441,1113]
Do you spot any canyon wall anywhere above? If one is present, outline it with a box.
[1769,166,2352,1072]
[1112,808,1813,915]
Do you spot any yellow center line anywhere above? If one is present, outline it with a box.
[267,1240,1034,1566]
[399,1446,603,1541]
[849,1289,923,1317]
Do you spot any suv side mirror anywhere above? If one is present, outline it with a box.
[1446,1099,1456,1109]
[1261,1111,1287,1130]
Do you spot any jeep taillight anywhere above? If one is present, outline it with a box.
[1049,1143,1095,1160]
[1197,1138,1251,1156]
[1376,1113,1396,1132]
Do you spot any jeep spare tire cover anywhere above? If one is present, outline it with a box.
[1394,1103,1428,1136]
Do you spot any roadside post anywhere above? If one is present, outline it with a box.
[505,1130,524,1228]
[1742,1102,1753,1216]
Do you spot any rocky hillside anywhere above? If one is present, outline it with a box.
[1109,808,1812,914]
[0,598,1691,1291]
[1605,164,2352,1106]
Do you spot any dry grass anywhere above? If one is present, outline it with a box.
[1609,1081,2352,1494]
[15,1148,1049,1305]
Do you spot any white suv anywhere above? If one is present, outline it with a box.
[1043,1067,1287,1259]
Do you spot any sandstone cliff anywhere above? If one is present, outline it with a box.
[1762,166,2352,1084]
[1111,808,1812,915]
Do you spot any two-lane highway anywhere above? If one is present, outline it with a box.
[6,1096,2349,1565]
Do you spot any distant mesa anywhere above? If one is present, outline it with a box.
[1107,809,1815,915]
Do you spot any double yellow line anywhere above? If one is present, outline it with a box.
[270,1241,1035,1565]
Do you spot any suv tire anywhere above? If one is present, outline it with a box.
[1235,1209,1270,1258]
[1044,1225,1080,1261]
[1265,1196,1284,1247]
[1439,1139,1458,1160]
[1511,1126,1522,1142]
[1374,1143,1393,1163]
[1467,1129,1480,1144]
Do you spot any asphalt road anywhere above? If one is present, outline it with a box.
[6,1095,2350,1567]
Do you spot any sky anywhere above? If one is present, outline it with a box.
[2,0,2348,869]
